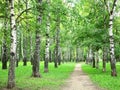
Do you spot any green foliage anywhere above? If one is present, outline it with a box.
[82,62,120,90]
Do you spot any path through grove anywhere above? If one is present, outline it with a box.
[61,64,103,90]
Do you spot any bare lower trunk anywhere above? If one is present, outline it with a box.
[32,31,41,77]
[95,51,99,69]
[7,0,16,88]
[86,49,90,64]
[16,58,19,67]
[103,47,107,72]
[58,47,61,65]
[76,46,79,62]
[16,37,19,67]
[70,48,72,62]
[54,48,58,68]
[92,52,95,68]
[2,41,8,69]
[49,50,52,62]
[2,60,7,69]
[23,37,27,66]
[23,57,27,66]
[88,47,93,65]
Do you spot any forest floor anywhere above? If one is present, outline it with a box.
[61,63,103,90]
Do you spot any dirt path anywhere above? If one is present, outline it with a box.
[61,63,103,90]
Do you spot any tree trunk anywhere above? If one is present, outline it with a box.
[16,28,21,67]
[49,50,52,62]
[95,51,99,69]
[54,47,58,68]
[76,46,78,62]
[7,0,16,88]
[2,25,8,69]
[0,45,2,61]
[30,31,33,65]
[32,0,42,77]
[55,16,61,68]
[23,37,27,66]
[92,52,95,68]
[55,16,61,66]
[58,47,61,65]
[2,44,8,69]
[107,0,118,76]
[32,30,41,77]
[86,52,89,64]
[88,47,92,64]
[44,0,50,73]
[103,47,107,72]
[23,0,30,66]
[70,48,72,62]
[16,41,19,67]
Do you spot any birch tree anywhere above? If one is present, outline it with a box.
[7,0,17,88]
[23,0,29,66]
[104,0,118,76]
[2,0,9,69]
[32,0,42,77]
[44,0,50,72]
[2,19,8,69]
[55,15,60,67]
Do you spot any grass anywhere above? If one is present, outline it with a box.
[82,62,120,90]
[0,62,75,90]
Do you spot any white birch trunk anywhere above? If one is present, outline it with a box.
[108,0,118,76]
[7,0,17,88]
[44,0,50,72]
[32,0,42,77]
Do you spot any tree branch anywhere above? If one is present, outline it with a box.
[111,0,118,14]
[16,16,33,23]
[104,0,110,14]
[15,7,32,22]
[0,15,8,19]
[0,16,5,18]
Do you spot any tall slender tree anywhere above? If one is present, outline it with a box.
[104,0,118,76]
[23,0,29,66]
[2,9,8,69]
[55,16,60,67]
[7,0,17,88]
[32,0,42,77]
[44,0,50,73]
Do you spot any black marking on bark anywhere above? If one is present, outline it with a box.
[11,14,14,16]
[46,33,48,37]
[109,24,113,26]
[11,7,14,9]
[13,25,16,29]
[110,42,114,44]
[109,35,114,39]
[10,52,15,56]
[109,19,113,21]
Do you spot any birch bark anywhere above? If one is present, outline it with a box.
[7,0,17,88]
[44,0,50,72]
[32,0,42,77]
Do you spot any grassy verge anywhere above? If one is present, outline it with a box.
[0,62,75,90]
[82,62,120,90]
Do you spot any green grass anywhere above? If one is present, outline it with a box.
[82,62,120,90]
[0,62,75,90]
